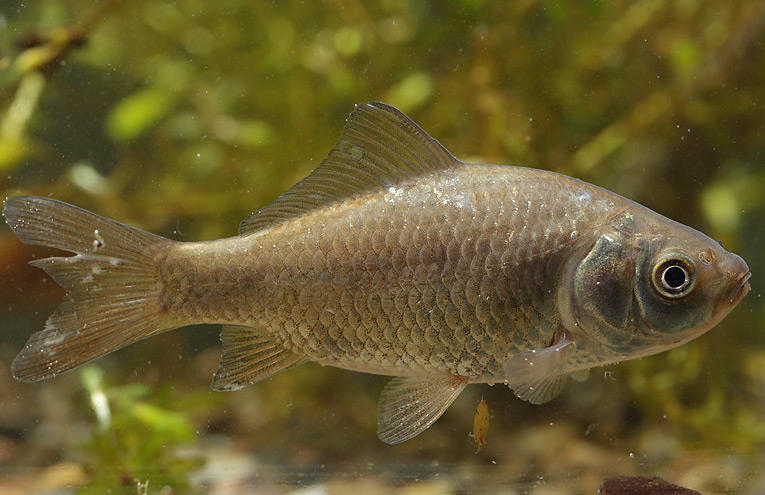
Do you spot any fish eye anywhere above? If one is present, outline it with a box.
[651,254,697,299]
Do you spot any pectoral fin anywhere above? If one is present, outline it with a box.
[212,325,307,391]
[568,368,590,382]
[377,375,468,444]
[503,333,576,404]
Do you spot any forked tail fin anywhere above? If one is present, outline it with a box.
[3,196,177,382]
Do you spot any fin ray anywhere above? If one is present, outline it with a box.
[377,375,467,444]
[4,196,175,382]
[240,102,459,235]
[211,325,306,391]
[568,368,591,382]
[503,334,576,404]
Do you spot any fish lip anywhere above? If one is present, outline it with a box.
[727,271,751,305]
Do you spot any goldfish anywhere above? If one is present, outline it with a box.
[3,102,751,444]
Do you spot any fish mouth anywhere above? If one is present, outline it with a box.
[727,271,751,305]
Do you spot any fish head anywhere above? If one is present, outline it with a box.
[563,210,750,363]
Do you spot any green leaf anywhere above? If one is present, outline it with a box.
[106,88,175,141]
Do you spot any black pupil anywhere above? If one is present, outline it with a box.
[663,265,687,289]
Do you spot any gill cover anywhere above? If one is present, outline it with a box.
[572,232,636,346]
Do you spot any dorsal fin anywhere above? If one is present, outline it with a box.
[240,102,460,235]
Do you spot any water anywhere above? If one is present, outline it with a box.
[1,1,764,493]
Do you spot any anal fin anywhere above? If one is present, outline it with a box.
[212,325,306,391]
[377,375,468,444]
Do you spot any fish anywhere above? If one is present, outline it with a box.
[3,102,751,444]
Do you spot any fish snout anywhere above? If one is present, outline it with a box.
[727,269,751,305]
[721,253,750,306]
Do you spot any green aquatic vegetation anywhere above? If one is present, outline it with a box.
[106,87,178,142]
[624,338,765,451]
[0,72,44,170]
[0,0,762,485]
[75,367,204,495]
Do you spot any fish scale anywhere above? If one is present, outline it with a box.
[3,102,750,444]
[155,168,601,381]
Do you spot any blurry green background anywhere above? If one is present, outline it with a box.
[0,1,763,494]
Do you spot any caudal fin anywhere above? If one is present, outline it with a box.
[3,196,176,382]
